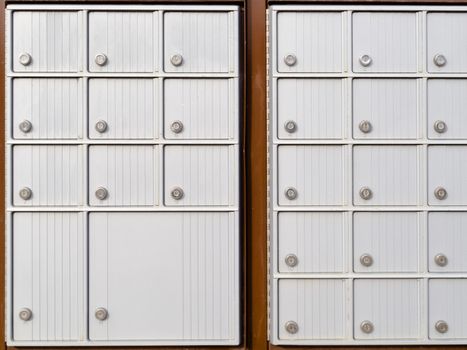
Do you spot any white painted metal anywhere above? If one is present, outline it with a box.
[353,79,419,139]
[164,145,238,206]
[353,146,419,206]
[428,212,467,272]
[278,279,347,340]
[353,212,419,272]
[88,11,158,73]
[277,79,343,139]
[276,12,343,73]
[88,79,157,139]
[12,78,83,139]
[354,279,421,339]
[88,212,239,343]
[12,11,82,72]
[164,79,238,140]
[352,12,417,73]
[429,279,467,339]
[13,212,86,341]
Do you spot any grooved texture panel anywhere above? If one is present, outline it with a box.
[354,279,421,339]
[88,79,157,139]
[88,145,158,206]
[278,279,346,340]
[164,12,233,73]
[429,279,467,339]
[353,79,418,139]
[428,212,467,272]
[353,212,420,272]
[164,79,238,140]
[13,212,85,341]
[352,12,417,73]
[276,12,343,73]
[88,11,157,72]
[353,146,419,206]
[13,145,84,206]
[13,78,83,140]
[277,79,343,139]
[12,11,81,72]
[427,79,467,139]
[278,145,345,206]
[89,212,239,342]
[164,145,238,206]
[278,212,345,273]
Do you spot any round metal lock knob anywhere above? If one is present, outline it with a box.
[19,120,33,133]
[284,120,297,134]
[434,253,448,267]
[284,321,299,334]
[19,187,32,200]
[170,120,184,134]
[359,187,373,200]
[359,54,372,67]
[433,54,447,67]
[95,187,108,200]
[18,308,32,321]
[95,307,108,321]
[285,254,298,268]
[435,320,449,334]
[284,54,297,67]
[360,320,374,334]
[19,52,32,66]
[360,253,374,267]
[95,53,108,66]
[170,54,183,67]
[434,120,447,134]
[359,120,372,134]
[171,187,184,200]
[285,187,298,200]
[95,120,108,133]
[434,187,447,200]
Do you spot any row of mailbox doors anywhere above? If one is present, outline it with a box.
[12,145,238,207]
[277,11,467,73]
[11,78,238,140]
[277,211,467,273]
[11,11,238,73]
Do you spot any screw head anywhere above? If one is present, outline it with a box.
[170,54,183,67]
[433,54,447,67]
[360,253,374,267]
[284,120,297,133]
[434,120,447,134]
[19,120,32,133]
[434,253,448,267]
[95,53,108,66]
[360,320,374,334]
[285,187,297,200]
[95,187,108,200]
[19,52,32,66]
[285,320,299,334]
[434,187,447,200]
[435,320,448,334]
[95,120,108,133]
[284,54,297,67]
[19,187,32,200]
[170,120,184,134]
[171,187,184,200]
[285,254,298,268]
[359,187,373,200]
[359,54,372,67]
[95,307,108,321]
[18,308,32,321]
[359,120,372,134]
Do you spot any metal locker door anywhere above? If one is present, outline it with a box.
[352,12,417,73]
[276,11,343,73]
[11,11,81,72]
[88,11,158,73]
[89,212,240,344]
